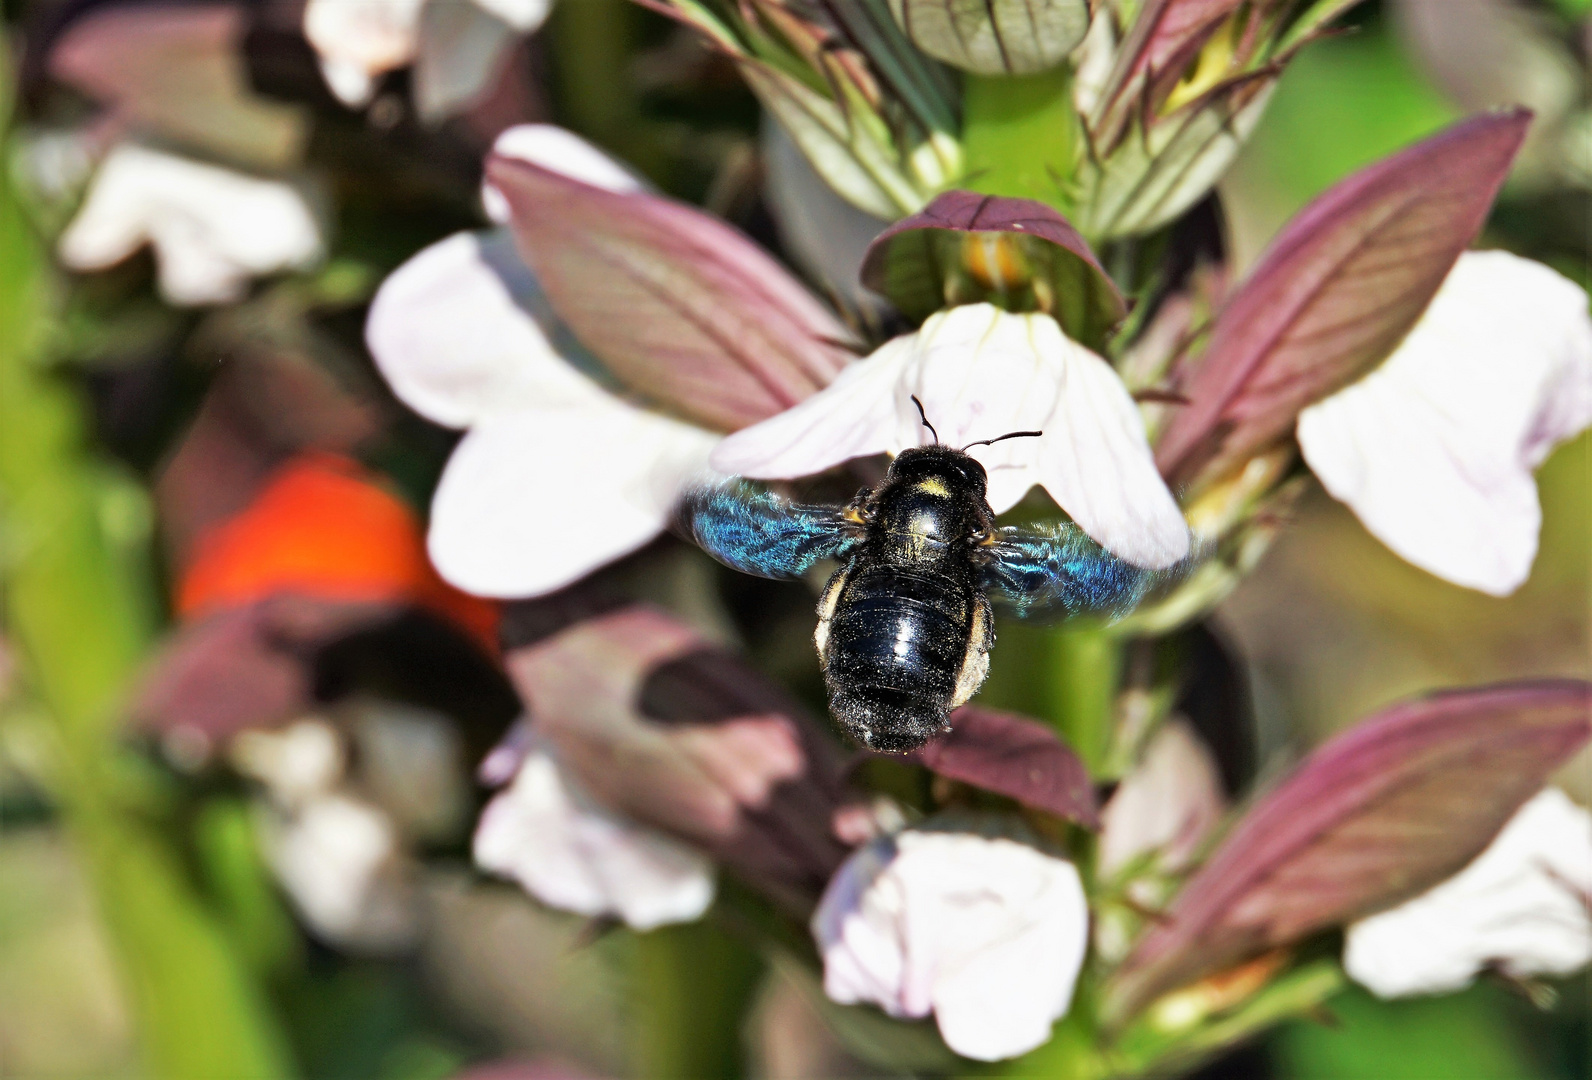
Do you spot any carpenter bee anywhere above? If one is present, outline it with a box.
[682,401,1169,753]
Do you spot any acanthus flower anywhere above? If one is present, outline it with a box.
[368,123,853,598]
[713,302,1190,569]
[1298,251,1592,596]
[813,829,1090,1062]
[303,0,553,112]
[58,142,324,306]
[473,736,716,931]
[1344,787,1592,997]
[366,132,718,598]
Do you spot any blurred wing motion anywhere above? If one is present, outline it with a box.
[983,523,1169,618]
[680,480,856,580]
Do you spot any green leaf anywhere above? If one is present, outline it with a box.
[1274,983,1548,1080]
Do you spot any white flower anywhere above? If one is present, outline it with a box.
[474,747,715,930]
[1097,720,1224,878]
[1299,252,1592,596]
[713,303,1190,569]
[303,0,552,108]
[1344,788,1592,998]
[365,129,718,598]
[263,791,418,950]
[812,830,1089,1062]
[57,143,323,306]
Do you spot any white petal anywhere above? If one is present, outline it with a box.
[1026,320,1190,568]
[894,304,1061,513]
[1344,788,1592,998]
[318,57,377,107]
[229,719,345,810]
[1097,720,1225,877]
[474,749,715,930]
[367,230,603,427]
[428,400,719,597]
[264,793,416,949]
[471,0,553,32]
[413,0,516,122]
[713,303,1188,568]
[708,335,911,477]
[1299,251,1592,596]
[302,0,424,80]
[58,143,323,307]
[812,830,1088,1062]
[483,123,643,221]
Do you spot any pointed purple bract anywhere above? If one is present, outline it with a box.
[486,155,853,433]
[1104,679,1591,1022]
[1154,109,1531,488]
[913,706,1100,829]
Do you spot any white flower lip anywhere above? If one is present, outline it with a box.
[58,143,323,306]
[1299,251,1592,596]
[365,128,720,599]
[712,303,1190,569]
[302,0,553,108]
[812,830,1089,1062]
[1098,720,1225,878]
[473,746,715,930]
[1344,788,1592,998]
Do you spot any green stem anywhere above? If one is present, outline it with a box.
[1045,623,1125,776]
[631,918,766,1080]
[959,68,1081,210]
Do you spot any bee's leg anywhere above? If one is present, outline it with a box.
[948,592,995,715]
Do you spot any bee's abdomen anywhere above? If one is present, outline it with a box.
[822,564,973,753]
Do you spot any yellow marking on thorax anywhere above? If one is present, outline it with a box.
[915,478,950,497]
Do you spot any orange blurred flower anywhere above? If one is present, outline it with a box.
[178,452,498,652]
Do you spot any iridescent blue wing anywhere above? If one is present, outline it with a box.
[680,480,857,580]
[983,523,1164,619]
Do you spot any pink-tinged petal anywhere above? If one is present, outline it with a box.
[474,748,716,930]
[1029,320,1190,567]
[1098,720,1224,877]
[1343,787,1592,997]
[813,831,1089,1061]
[484,152,852,432]
[428,403,717,598]
[707,335,910,478]
[914,706,1099,829]
[1155,110,1532,489]
[1105,679,1592,1023]
[47,3,308,170]
[366,230,600,429]
[1299,252,1592,595]
[503,605,850,912]
[859,190,1125,345]
[489,124,643,198]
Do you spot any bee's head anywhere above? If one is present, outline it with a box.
[887,445,988,498]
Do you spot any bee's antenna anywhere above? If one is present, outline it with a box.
[962,430,1043,451]
[910,395,939,445]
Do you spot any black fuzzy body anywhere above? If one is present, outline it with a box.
[817,446,996,753]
